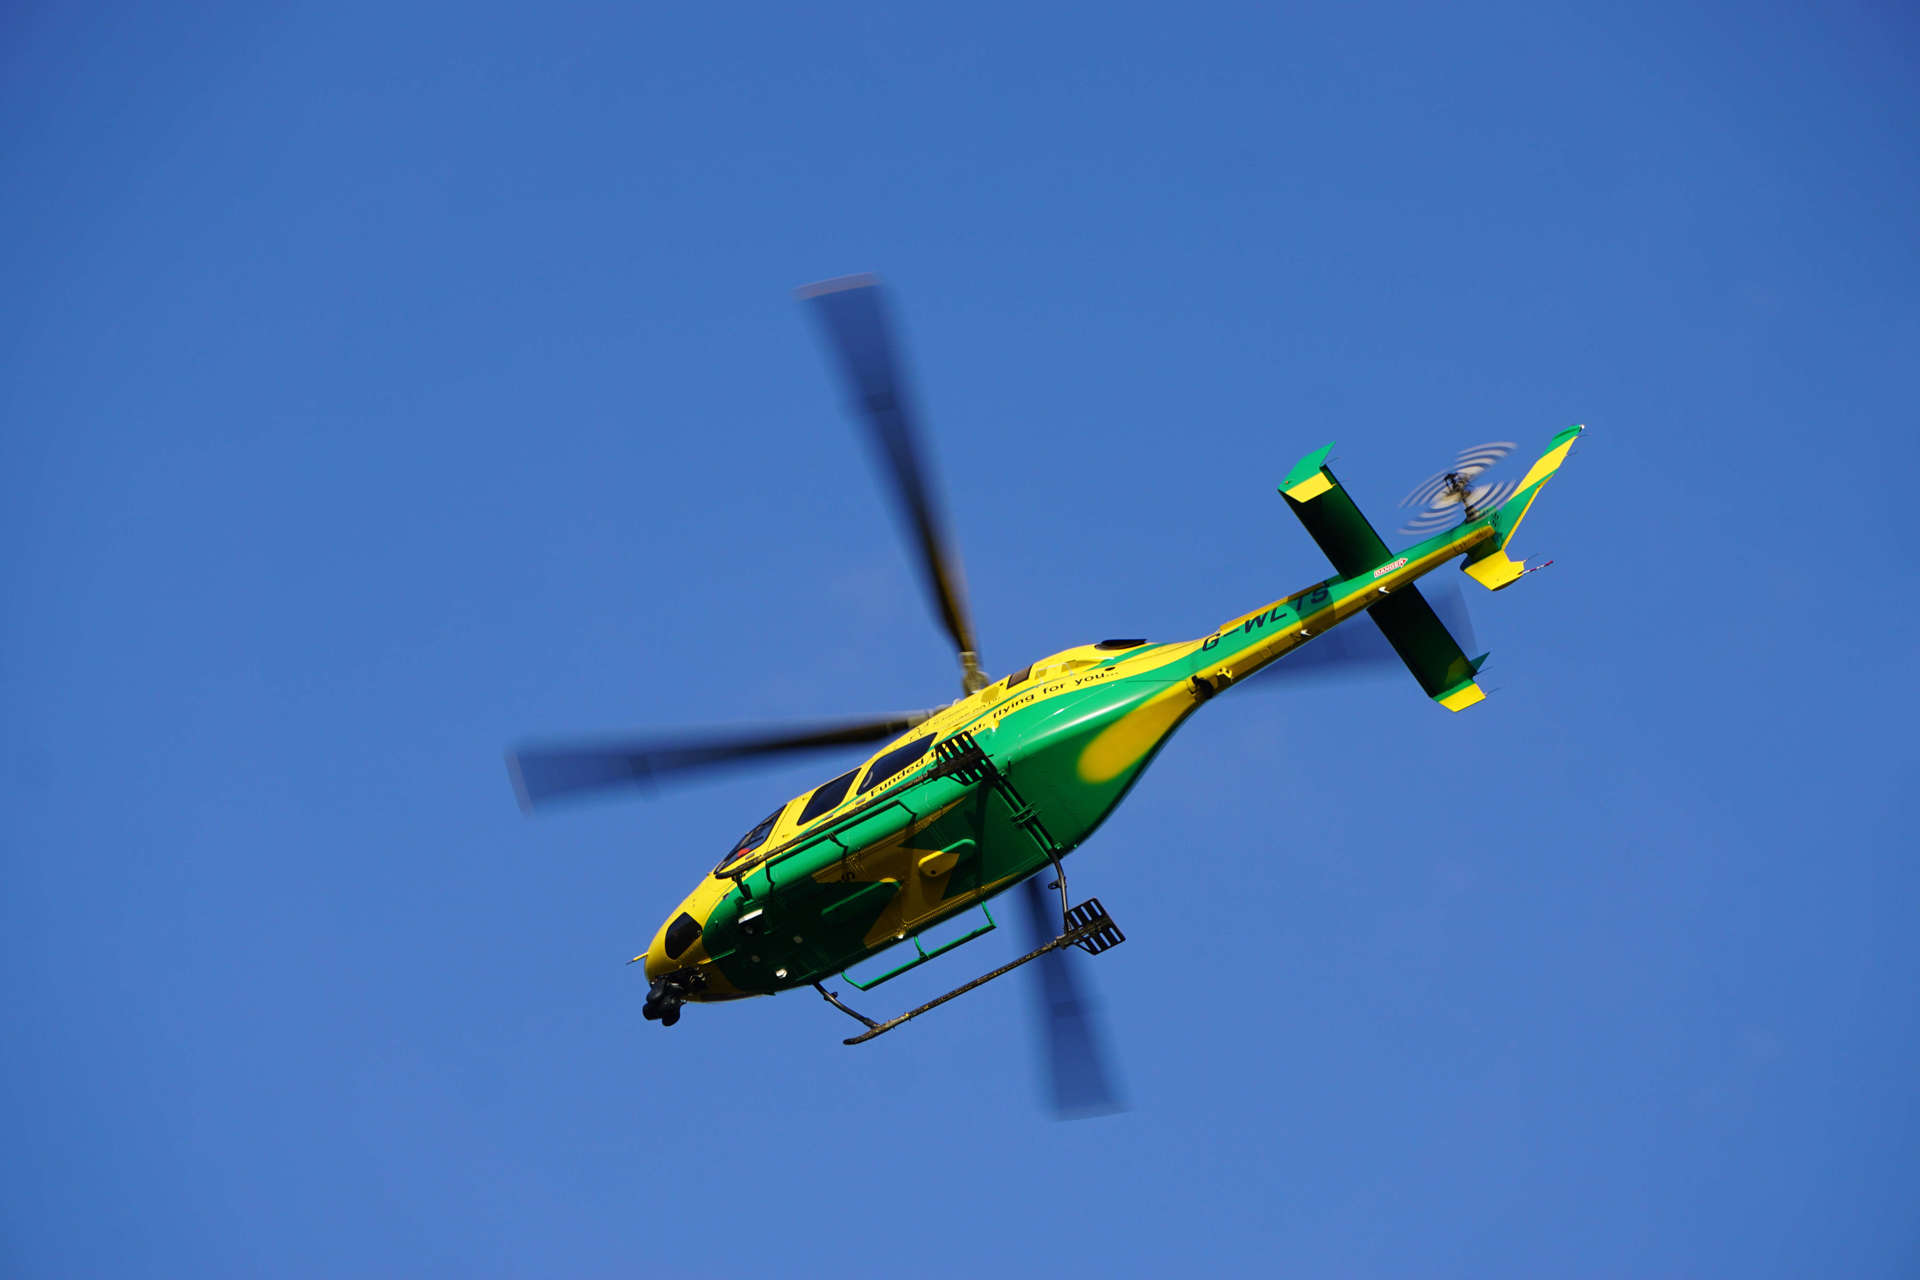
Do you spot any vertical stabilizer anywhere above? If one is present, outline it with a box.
[1462,424,1584,590]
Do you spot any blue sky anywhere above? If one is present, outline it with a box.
[5,2,1915,1275]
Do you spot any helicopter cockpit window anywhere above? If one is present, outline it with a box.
[857,733,935,796]
[797,768,859,825]
[713,804,785,875]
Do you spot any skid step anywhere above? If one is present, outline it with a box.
[1065,897,1124,954]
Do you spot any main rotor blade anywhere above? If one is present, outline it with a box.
[797,275,986,694]
[1019,874,1124,1120]
[507,711,935,814]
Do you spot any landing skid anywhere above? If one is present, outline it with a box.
[814,729,1126,1045]
[816,894,1123,1045]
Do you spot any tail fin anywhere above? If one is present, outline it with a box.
[1462,424,1584,591]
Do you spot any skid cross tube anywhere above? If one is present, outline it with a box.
[818,902,1120,1045]
[813,728,1123,1044]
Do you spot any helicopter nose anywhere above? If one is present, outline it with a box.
[641,936,670,981]
[642,907,707,980]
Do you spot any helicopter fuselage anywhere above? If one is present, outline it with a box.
[642,513,1503,1003]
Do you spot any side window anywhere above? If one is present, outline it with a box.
[713,804,786,875]
[797,768,858,824]
[857,734,935,796]
[1003,663,1033,690]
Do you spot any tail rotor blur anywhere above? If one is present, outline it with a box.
[1397,441,1518,536]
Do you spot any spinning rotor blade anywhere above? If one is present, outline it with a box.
[1019,874,1124,1120]
[1464,478,1520,516]
[1398,504,1465,536]
[798,275,987,695]
[1452,440,1516,474]
[1397,440,1518,536]
[507,711,936,813]
[1399,441,1516,507]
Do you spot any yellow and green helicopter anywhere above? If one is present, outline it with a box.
[509,276,1583,1114]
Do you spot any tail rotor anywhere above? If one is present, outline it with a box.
[1397,441,1519,536]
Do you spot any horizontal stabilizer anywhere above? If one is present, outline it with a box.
[1367,586,1487,710]
[1278,442,1488,711]
[1277,445,1393,578]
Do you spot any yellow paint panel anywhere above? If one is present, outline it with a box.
[1438,682,1486,711]
[856,844,963,947]
[1283,470,1334,502]
[1464,550,1524,590]
[1077,685,1196,784]
[798,825,982,949]
[1514,437,1577,493]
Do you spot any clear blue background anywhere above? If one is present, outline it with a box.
[6,3,1915,1275]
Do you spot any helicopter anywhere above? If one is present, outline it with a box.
[508,274,1584,1115]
